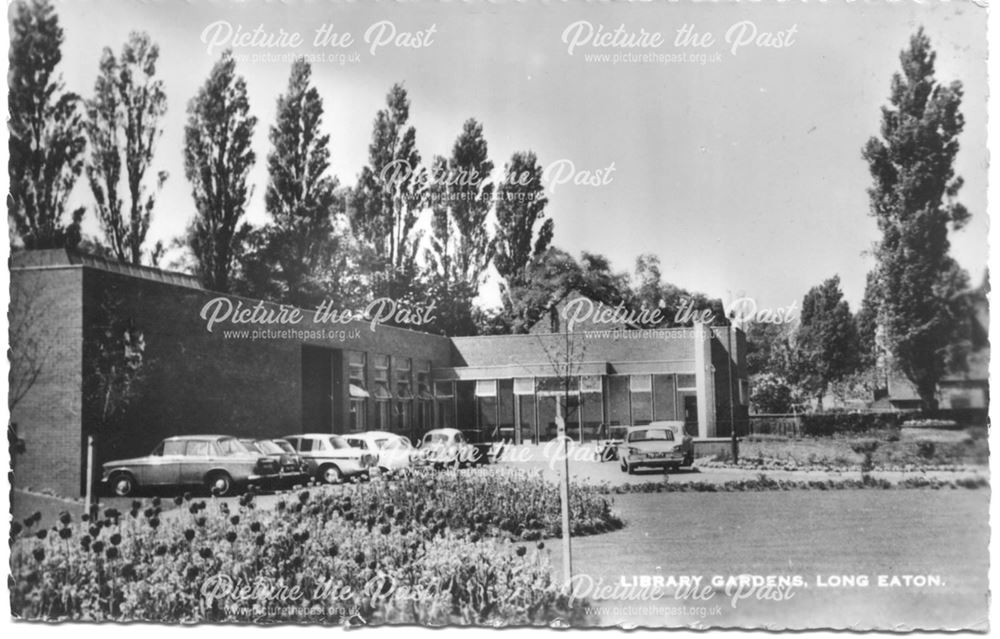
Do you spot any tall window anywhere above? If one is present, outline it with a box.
[348,351,368,431]
[373,354,391,430]
[476,379,498,436]
[416,361,432,432]
[630,374,653,425]
[395,357,413,433]
[435,380,455,429]
[514,378,536,443]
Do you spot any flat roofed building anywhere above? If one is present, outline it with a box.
[9,250,748,496]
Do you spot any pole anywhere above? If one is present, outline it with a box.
[728,328,739,464]
[85,435,97,519]
[556,404,572,586]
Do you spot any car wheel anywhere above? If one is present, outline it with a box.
[111,472,137,497]
[319,464,343,484]
[206,471,234,496]
[378,466,391,477]
[627,463,636,475]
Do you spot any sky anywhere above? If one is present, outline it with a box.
[48,0,989,313]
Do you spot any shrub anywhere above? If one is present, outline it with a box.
[10,469,610,624]
[799,412,899,437]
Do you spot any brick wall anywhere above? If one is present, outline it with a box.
[9,267,83,496]
[79,268,453,478]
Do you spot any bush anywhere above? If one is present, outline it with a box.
[799,412,899,437]
[903,419,960,429]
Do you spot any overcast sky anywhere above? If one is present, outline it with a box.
[51,0,988,312]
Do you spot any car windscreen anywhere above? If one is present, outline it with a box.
[272,440,295,454]
[385,438,410,450]
[426,433,450,444]
[216,438,251,455]
[329,436,350,450]
[254,440,284,455]
[627,429,675,442]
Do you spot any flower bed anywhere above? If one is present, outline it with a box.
[10,469,621,624]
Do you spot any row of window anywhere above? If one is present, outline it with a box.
[345,368,703,442]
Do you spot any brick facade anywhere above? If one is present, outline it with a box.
[10,250,748,496]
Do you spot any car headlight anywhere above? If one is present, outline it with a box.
[628,447,642,457]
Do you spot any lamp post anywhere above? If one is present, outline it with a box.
[556,405,573,586]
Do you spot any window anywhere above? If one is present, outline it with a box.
[627,428,675,442]
[295,438,313,452]
[536,377,580,395]
[435,380,455,429]
[329,436,350,450]
[348,351,368,432]
[345,438,367,449]
[186,440,211,456]
[373,354,391,430]
[395,357,413,432]
[416,361,433,431]
[163,440,186,455]
[581,376,602,393]
[475,379,497,397]
[217,438,247,455]
[513,378,534,395]
[739,379,750,406]
[677,374,697,390]
[629,375,652,392]
[630,375,653,425]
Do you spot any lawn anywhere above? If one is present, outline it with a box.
[553,489,989,630]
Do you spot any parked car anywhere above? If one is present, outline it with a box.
[416,428,477,468]
[344,431,416,473]
[460,428,507,465]
[239,438,310,487]
[101,435,283,497]
[283,434,377,483]
[618,421,694,474]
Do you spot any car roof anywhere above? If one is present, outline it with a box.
[285,433,343,439]
[626,422,683,431]
[424,428,461,435]
[163,435,232,441]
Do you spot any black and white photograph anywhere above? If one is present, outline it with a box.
[4,0,993,632]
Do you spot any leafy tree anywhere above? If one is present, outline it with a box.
[182,50,257,292]
[794,276,860,409]
[493,151,553,301]
[422,119,496,336]
[8,0,86,249]
[861,28,971,409]
[237,59,360,309]
[749,372,798,414]
[85,32,168,265]
[631,254,728,328]
[744,321,798,379]
[349,83,426,300]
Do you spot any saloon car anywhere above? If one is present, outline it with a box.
[101,435,283,497]
[344,431,416,473]
[618,422,694,474]
[416,428,477,468]
[283,433,377,483]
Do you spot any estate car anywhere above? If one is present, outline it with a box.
[101,435,283,497]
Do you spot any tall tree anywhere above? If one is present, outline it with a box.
[237,59,360,308]
[8,0,86,249]
[183,50,257,292]
[349,83,426,300]
[85,32,168,265]
[493,151,553,303]
[423,119,496,335]
[794,276,860,409]
[861,28,971,409]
